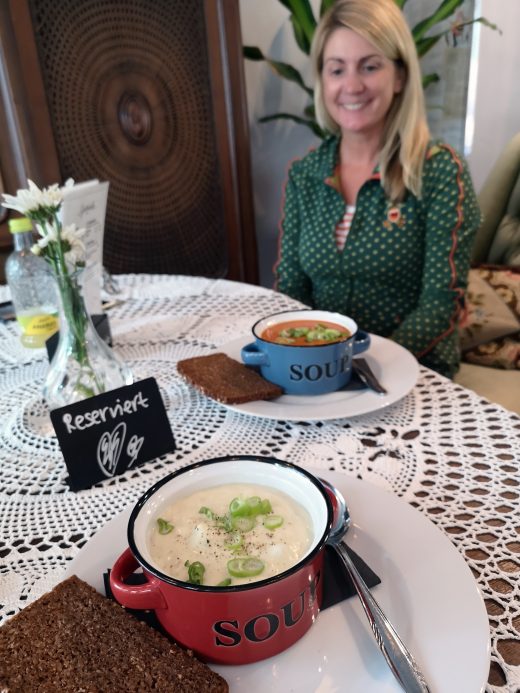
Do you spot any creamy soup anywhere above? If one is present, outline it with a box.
[148,483,313,586]
[261,320,351,346]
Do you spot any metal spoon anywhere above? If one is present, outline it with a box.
[321,478,431,693]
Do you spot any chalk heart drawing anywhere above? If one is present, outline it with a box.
[97,423,146,477]
[127,434,144,467]
[97,422,127,478]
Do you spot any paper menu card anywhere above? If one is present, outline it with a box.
[60,180,109,314]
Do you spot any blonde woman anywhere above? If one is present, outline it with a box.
[274,0,480,378]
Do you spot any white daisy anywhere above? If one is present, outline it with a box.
[36,221,59,245]
[1,178,75,215]
[61,223,86,266]
[1,180,44,215]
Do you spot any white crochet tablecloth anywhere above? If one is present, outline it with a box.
[1,274,519,691]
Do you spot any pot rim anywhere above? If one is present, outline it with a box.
[127,455,333,592]
[251,309,358,348]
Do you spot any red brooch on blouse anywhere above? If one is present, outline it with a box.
[383,204,405,230]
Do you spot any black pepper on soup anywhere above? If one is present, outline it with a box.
[148,484,313,586]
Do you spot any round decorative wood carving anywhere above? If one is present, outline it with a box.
[118,92,152,145]
[29,0,228,275]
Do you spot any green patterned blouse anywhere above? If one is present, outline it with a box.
[274,136,481,378]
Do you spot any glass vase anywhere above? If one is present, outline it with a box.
[43,270,133,410]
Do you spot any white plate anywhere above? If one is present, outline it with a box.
[67,470,490,693]
[218,334,419,421]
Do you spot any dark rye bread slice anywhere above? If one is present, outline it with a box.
[177,352,283,404]
[0,575,228,693]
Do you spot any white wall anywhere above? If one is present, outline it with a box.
[240,0,320,287]
[467,0,520,191]
[240,0,520,286]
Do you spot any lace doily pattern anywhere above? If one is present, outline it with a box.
[0,275,519,692]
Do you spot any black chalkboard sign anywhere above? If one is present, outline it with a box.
[50,378,175,491]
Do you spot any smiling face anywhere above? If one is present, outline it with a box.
[321,27,403,140]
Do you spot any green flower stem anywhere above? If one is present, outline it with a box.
[55,271,105,399]
[28,205,106,401]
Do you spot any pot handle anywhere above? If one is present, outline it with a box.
[353,330,371,356]
[109,547,167,611]
[241,342,269,366]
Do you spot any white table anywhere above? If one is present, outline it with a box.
[1,274,519,691]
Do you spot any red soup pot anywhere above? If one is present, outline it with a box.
[110,455,334,664]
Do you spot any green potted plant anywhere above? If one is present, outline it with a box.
[244,0,499,138]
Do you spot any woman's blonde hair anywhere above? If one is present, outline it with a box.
[311,0,430,201]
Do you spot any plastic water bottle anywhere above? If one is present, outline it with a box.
[5,217,59,348]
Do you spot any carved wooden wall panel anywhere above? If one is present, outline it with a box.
[0,0,258,282]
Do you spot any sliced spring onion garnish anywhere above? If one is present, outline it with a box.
[280,327,308,338]
[246,496,262,514]
[227,557,265,578]
[229,497,250,517]
[217,577,232,587]
[224,532,244,551]
[157,518,174,535]
[278,323,346,343]
[199,506,215,520]
[229,496,274,519]
[231,516,255,532]
[306,326,343,342]
[217,514,233,532]
[263,514,283,530]
[187,560,205,585]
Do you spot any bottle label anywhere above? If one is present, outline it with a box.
[17,313,59,336]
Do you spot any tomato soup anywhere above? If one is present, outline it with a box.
[261,320,351,346]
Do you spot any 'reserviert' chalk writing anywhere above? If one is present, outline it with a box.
[62,391,149,433]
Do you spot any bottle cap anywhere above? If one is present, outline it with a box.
[8,217,33,234]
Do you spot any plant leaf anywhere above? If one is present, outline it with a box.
[265,59,314,96]
[277,0,316,54]
[393,0,408,8]
[460,17,501,34]
[412,0,465,41]
[319,0,336,17]
[303,103,316,119]
[259,112,326,138]
[416,34,444,57]
[285,0,317,47]
[422,73,440,89]
[290,15,311,54]
[243,45,314,97]
[243,45,264,60]
[475,17,501,34]
[416,16,501,56]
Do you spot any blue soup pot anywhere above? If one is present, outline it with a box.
[241,310,370,396]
